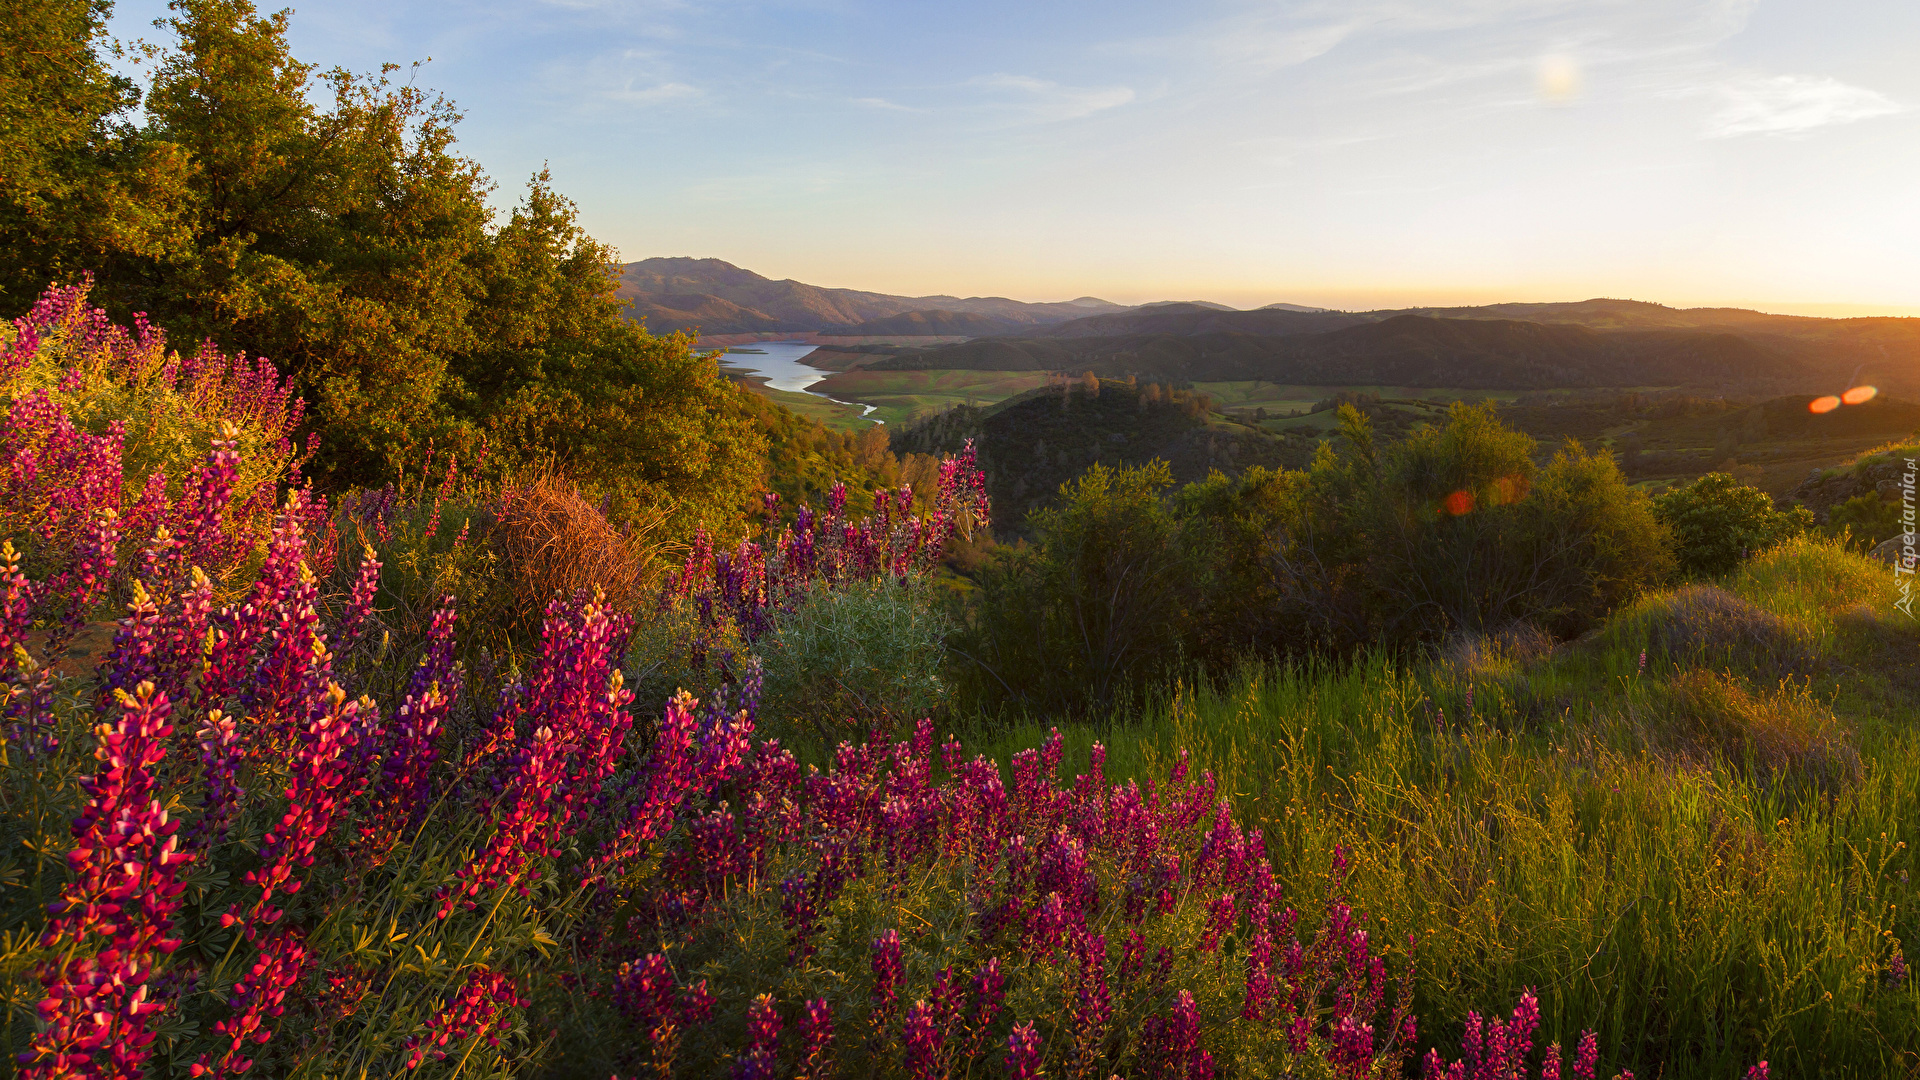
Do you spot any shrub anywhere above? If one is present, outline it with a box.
[956,460,1199,716]
[1642,584,1817,676]
[1828,492,1903,548]
[755,575,954,743]
[1654,472,1813,578]
[492,470,655,615]
[1341,403,1674,642]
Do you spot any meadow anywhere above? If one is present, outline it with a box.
[968,535,1919,1078]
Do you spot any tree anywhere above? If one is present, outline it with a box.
[1654,472,1813,577]
[0,0,189,309]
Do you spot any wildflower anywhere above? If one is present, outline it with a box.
[1005,1022,1044,1079]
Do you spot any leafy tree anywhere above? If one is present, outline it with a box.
[1654,472,1814,577]
[0,0,188,308]
[0,0,774,542]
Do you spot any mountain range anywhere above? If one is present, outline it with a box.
[619,259,1920,394]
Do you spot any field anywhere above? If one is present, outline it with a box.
[807,367,1051,426]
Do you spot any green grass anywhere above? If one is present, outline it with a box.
[808,368,1052,427]
[954,536,1920,1078]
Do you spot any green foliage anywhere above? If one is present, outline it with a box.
[957,460,1199,716]
[755,577,955,745]
[1654,472,1814,577]
[1,0,770,540]
[1827,492,1904,548]
[732,391,908,516]
[958,403,1674,716]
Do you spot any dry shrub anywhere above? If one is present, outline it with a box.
[493,473,658,614]
[1647,584,1816,675]
[1659,670,1860,794]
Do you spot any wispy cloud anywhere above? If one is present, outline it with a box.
[1705,75,1904,138]
[853,96,922,112]
[604,80,700,106]
[973,74,1135,123]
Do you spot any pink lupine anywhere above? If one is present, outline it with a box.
[334,545,384,648]
[193,933,308,1079]
[404,966,530,1069]
[1573,1031,1599,1080]
[871,929,904,1032]
[22,682,192,1080]
[902,999,944,1080]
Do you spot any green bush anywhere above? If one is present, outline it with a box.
[755,576,954,743]
[956,460,1199,716]
[1653,472,1813,577]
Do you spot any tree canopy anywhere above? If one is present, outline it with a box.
[0,0,766,540]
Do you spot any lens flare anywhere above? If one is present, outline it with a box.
[1443,490,1476,516]
[1842,385,1878,405]
[1808,396,1841,414]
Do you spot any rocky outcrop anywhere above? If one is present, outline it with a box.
[1785,457,1908,521]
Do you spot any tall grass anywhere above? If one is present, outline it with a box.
[966,536,1920,1077]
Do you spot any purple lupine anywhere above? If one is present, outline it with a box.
[1745,1063,1770,1080]
[1005,1022,1044,1079]
[361,597,458,860]
[901,999,944,1080]
[22,682,192,1080]
[871,929,904,1034]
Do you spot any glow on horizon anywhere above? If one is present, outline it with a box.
[104,0,1920,317]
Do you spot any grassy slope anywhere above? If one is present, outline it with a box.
[960,537,1920,1078]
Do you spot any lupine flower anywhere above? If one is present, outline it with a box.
[871,929,904,1032]
[732,994,782,1080]
[902,1000,944,1080]
[23,682,192,1080]
[1005,1022,1044,1079]
[404,967,530,1069]
[795,998,835,1080]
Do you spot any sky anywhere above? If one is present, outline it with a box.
[106,0,1920,314]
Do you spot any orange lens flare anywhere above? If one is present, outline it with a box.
[1809,396,1841,414]
[1842,385,1878,405]
[1443,490,1476,516]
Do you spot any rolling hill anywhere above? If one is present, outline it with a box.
[616,258,1129,334]
[868,315,1816,392]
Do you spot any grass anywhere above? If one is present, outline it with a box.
[808,368,1051,426]
[955,535,1920,1078]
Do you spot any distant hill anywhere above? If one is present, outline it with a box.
[1038,304,1367,339]
[616,258,1132,335]
[837,309,1030,337]
[870,315,1815,392]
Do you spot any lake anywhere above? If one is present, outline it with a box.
[719,340,880,421]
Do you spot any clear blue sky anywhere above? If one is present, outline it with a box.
[109,0,1920,313]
